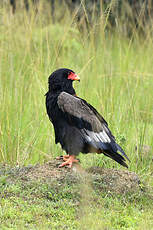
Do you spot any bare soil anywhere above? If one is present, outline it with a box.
[0,158,142,195]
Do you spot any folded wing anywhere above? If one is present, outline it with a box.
[57,92,130,168]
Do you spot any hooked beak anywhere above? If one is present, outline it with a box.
[68,72,80,81]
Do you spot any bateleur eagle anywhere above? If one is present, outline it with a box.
[45,68,130,168]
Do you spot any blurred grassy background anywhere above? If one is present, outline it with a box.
[0,0,152,184]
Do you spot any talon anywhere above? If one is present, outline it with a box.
[59,155,79,168]
[56,155,70,160]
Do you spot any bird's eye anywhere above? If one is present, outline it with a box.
[68,71,72,76]
[67,72,73,79]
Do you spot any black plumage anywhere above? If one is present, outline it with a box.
[45,68,130,168]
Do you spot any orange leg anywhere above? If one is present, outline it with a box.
[59,155,79,168]
[63,155,70,161]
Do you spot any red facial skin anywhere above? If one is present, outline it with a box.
[68,72,80,81]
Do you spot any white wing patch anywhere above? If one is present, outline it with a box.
[84,129,111,145]
[100,130,111,143]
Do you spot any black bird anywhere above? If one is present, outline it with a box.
[45,68,130,168]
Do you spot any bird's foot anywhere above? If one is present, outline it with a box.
[59,155,79,168]
[63,155,70,161]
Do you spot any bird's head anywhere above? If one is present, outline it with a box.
[48,68,80,95]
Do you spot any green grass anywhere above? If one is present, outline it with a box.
[0,1,153,229]
[0,168,152,230]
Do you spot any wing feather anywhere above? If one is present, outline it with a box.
[57,92,129,167]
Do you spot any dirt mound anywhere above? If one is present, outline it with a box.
[0,159,142,195]
[88,167,140,194]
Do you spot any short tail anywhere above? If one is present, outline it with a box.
[115,143,130,162]
[103,150,129,168]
